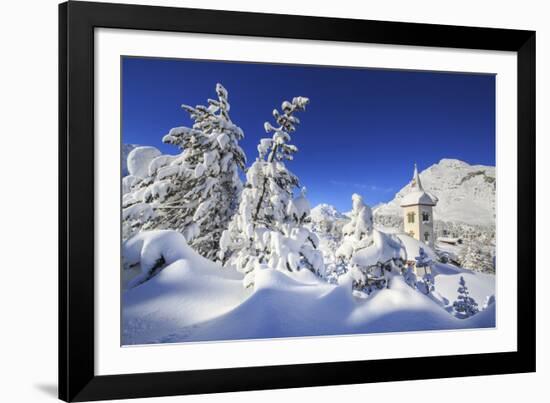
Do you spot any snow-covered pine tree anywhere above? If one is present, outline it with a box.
[335,194,374,267]
[219,96,324,287]
[414,247,434,294]
[333,194,379,291]
[122,83,246,260]
[336,195,373,256]
[452,276,479,318]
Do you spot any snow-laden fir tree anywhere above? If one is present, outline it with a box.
[335,194,374,261]
[414,247,434,294]
[452,276,479,318]
[122,83,246,260]
[219,96,325,287]
[334,194,380,291]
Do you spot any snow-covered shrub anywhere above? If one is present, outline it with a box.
[452,276,479,318]
[219,96,325,286]
[122,84,246,260]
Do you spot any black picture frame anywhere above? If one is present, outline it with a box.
[59,1,536,401]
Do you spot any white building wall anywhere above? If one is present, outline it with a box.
[402,204,435,247]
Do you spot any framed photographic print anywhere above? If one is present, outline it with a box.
[59,1,536,401]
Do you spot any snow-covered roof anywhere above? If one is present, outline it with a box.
[437,237,461,244]
[400,190,437,207]
[400,163,438,207]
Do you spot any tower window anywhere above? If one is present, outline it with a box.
[422,212,430,222]
[407,212,415,223]
[424,232,430,242]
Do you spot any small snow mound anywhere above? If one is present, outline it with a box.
[127,146,161,178]
[122,230,193,275]
[254,268,307,291]
[253,266,326,292]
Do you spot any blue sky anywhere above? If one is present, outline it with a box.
[122,57,495,211]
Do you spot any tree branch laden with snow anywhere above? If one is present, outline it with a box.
[219,96,325,287]
[121,84,246,260]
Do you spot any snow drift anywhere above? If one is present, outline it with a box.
[122,230,496,345]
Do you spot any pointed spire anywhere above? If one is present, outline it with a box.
[412,163,424,191]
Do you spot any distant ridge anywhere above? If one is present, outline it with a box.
[374,159,495,227]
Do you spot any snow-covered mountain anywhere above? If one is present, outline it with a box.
[310,203,348,223]
[374,159,495,227]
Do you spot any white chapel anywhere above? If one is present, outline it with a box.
[400,164,438,247]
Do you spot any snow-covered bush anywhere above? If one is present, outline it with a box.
[219,96,325,286]
[452,276,479,318]
[122,84,246,260]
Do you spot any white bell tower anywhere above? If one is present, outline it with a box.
[400,164,438,247]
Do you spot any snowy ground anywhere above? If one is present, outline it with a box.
[122,230,495,345]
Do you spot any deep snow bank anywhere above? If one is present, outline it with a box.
[122,231,246,344]
[122,230,495,345]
